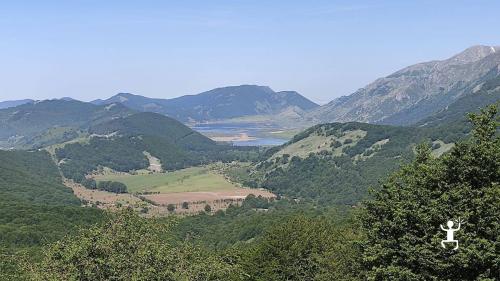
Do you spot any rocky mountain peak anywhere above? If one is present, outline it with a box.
[308,45,500,126]
[447,45,500,65]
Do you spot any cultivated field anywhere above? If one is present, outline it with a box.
[93,167,238,193]
[143,188,275,215]
[90,165,275,215]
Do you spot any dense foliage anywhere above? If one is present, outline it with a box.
[0,150,104,279]
[3,102,499,280]
[242,216,361,281]
[25,210,245,281]
[174,196,321,249]
[249,123,429,204]
[360,105,500,280]
[23,199,361,281]
[97,181,128,193]
[57,113,259,185]
[0,150,103,247]
[0,150,77,205]
[57,136,149,182]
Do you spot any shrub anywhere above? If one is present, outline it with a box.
[97,181,127,193]
[343,138,353,144]
[204,204,212,213]
[330,140,342,148]
[167,204,176,212]
[24,210,245,280]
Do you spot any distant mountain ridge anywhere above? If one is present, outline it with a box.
[0,100,134,149]
[309,45,500,125]
[0,98,80,110]
[92,85,319,122]
[418,72,500,128]
[0,99,34,109]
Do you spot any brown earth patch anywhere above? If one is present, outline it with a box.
[65,179,275,216]
[64,179,146,209]
[143,188,276,215]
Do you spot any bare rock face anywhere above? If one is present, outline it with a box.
[310,45,500,125]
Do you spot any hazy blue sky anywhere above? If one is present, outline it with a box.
[1,0,499,104]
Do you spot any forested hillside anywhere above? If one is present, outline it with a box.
[242,85,499,205]
[242,122,439,204]
[359,105,499,279]
[90,111,216,149]
[0,150,103,279]
[57,112,259,186]
[21,105,499,280]
[0,100,134,149]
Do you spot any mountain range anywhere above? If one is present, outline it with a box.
[3,46,500,129]
[0,100,134,149]
[309,45,500,125]
[91,85,319,123]
[0,99,34,109]
[1,45,499,151]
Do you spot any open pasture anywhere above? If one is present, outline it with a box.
[91,166,276,214]
[93,166,238,194]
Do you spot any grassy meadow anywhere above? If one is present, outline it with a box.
[93,167,239,194]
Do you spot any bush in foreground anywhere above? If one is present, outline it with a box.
[24,209,244,280]
[243,215,361,280]
[360,105,500,280]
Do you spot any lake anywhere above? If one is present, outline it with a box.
[191,123,288,147]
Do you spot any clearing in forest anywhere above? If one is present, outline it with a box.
[93,166,239,194]
[91,165,275,215]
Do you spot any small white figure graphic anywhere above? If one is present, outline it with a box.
[440,218,462,250]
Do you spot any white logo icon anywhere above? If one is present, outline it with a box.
[440,218,462,250]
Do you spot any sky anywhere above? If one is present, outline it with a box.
[1,0,500,104]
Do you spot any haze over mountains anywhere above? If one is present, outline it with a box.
[92,85,319,123]
[3,45,499,130]
[1,45,499,280]
[0,99,34,109]
[309,45,500,125]
[0,100,134,149]
[0,45,499,151]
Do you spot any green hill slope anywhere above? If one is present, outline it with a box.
[90,112,216,149]
[244,119,472,205]
[0,150,104,279]
[56,112,259,185]
[0,100,134,149]
[247,81,500,204]
[0,150,103,248]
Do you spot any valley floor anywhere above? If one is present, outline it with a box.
[67,165,275,215]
